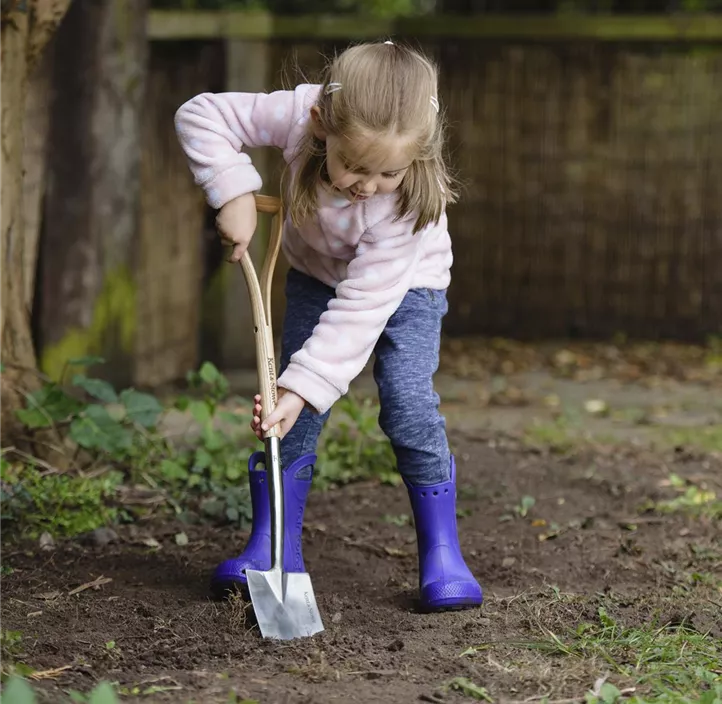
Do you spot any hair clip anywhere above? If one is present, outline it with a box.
[325,82,342,95]
[430,96,439,113]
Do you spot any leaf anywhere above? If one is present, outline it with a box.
[105,641,115,650]
[174,532,189,546]
[598,683,622,704]
[2,676,38,704]
[447,676,493,701]
[69,405,133,454]
[218,410,248,426]
[598,607,616,628]
[68,356,106,367]
[88,681,120,704]
[188,399,212,427]
[16,385,83,428]
[72,375,118,403]
[199,361,222,385]
[120,389,163,428]
[160,459,188,481]
[193,447,213,470]
[174,395,190,412]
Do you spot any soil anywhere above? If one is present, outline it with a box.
[2,431,721,704]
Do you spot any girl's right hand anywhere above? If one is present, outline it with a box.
[216,193,258,262]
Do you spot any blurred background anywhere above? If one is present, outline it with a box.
[11,0,722,393]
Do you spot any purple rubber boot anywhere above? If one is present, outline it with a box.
[405,456,483,611]
[210,451,315,599]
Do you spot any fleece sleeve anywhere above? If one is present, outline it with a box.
[174,85,313,209]
[277,213,426,414]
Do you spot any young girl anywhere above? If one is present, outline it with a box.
[175,40,482,612]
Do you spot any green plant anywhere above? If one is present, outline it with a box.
[3,361,401,540]
[1,630,35,682]
[511,607,722,701]
[445,676,493,701]
[4,360,255,538]
[641,473,722,521]
[315,394,399,488]
[0,459,122,539]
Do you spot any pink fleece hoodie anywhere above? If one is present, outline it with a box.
[174,84,453,415]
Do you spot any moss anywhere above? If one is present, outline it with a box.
[40,267,137,382]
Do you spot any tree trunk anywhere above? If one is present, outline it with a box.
[38,0,148,388]
[1,0,73,447]
[23,45,54,309]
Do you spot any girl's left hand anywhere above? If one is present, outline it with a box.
[250,389,306,440]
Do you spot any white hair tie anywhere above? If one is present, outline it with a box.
[324,81,439,112]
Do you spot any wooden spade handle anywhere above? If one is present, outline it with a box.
[238,194,284,439]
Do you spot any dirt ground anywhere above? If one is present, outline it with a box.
[3,340,721,703]
[3,431,721,703]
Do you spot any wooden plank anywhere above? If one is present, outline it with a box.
[134,43,221,388]
[148,10,722,42]
[402,14,722,41]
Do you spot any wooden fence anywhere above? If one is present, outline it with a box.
[29,12,722,386]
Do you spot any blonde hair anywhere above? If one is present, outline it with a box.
[284,41,457,234]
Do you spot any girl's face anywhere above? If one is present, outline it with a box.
[311,107,414,203]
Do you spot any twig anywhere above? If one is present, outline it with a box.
[2,446,62,473]
[68,575,112,596]
[29,665,73,680]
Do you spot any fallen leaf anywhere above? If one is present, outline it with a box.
[584,399,609,416]
[39,532,55,551]
[384,546,410,558]
[531,519,547,527]
[34,591,61,601]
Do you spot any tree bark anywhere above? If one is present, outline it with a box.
[39,0,148,388]
[1,0,72,447]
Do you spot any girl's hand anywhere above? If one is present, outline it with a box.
[216,193,258,262]
[250,389,306,440]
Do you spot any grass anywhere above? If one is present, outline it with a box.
[460,593,722,704]
[641,473,722,521]
[523,410,722,457]
[518,609,722,703]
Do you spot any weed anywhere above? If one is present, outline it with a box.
[641,473,722,521]
[315,394,399,488]
[664,426,722,454]
[523,416,579,453]
[1,630,34,682]
[2,361,401,541]
[1,459,122,539]
[445,676,493,701]
[514,495,536,518]
[512,607,722,701]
